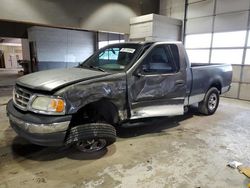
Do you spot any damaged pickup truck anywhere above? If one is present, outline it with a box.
[7,42,232,152]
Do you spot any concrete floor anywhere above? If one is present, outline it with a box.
[0,69,21,88]
[0,88,250,188]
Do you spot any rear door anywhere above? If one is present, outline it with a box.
[127,44,187,119]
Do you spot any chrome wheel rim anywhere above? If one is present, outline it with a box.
[208,93,217,111]
[76,139,107,153]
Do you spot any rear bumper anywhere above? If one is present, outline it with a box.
[221,85,231,94]
[7,100,72,146]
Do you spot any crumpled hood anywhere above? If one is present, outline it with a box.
[16,68,109,91]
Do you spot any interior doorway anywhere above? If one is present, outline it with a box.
[0,37,23,70]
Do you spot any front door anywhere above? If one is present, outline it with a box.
[127,44,187,119]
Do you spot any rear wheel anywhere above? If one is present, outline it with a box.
[184,106,189,114]
[198,87,219,115]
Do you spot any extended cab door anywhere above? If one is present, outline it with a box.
[127,43,187,119]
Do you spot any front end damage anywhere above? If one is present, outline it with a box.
[7,99,117,150]
[7,74,124,150]
[7,99,71,146]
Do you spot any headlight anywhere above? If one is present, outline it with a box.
[30,96,65,115]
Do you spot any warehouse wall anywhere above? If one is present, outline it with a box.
[160,0,185,20]
[0,0,79,28]
[0,0,159,34]
[160,0,250,101]
[79,0,159,33]
[28,26,95,71]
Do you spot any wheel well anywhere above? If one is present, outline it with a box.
[70,99,119,126]
[210,82,222,94]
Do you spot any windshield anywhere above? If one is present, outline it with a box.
[81,43,141,72]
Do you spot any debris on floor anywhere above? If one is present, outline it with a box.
[227,161,243,169]
[227,160,250,187]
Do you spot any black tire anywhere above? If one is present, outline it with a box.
[184,106,189,114]
[198,87,220,115]
[66,123,116,153]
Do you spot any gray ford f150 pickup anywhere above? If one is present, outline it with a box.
[7,42,232,152]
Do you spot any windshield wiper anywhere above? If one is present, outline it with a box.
[81,64,106,72]
[89,65,106,72]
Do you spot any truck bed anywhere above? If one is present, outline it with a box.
[188,63,232,105]
[191,63,220,67]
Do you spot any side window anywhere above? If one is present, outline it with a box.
[141,44,179,74]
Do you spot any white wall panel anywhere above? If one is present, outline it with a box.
[188,0,204,3]
[247,31,250,46]
[214,11,248,32]
[37,41,67,62]
[160,0,185,20]
[170,6,185,20]
[244,49,250,64]
[160,0,185,9]
[28,26,94,70]
[130,22,154,39]
[184,0,250,101]
[232,65,242,82]
[242,66,250,82]
[187,0,215,19]
[130,14,182,41]
[153,22,181,41]
[216,0,250,14]
[212,31,246,47]
[186,49,210,63]
[28,27,68,43]
[211,49,243,64]
[185,33,212,48]
[186,16,213,34]
[239,83,250,100]
[223,82,239,98]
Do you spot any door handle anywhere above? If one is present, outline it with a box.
[175,80,185,86]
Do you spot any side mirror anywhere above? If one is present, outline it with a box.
[133,68,144,77]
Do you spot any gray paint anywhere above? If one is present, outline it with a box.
[126,42,187,118]
[14,42,232,121]
[190,64,232,96]
[56,73,127,116]
[17,68,109,91]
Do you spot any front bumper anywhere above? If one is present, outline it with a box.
[7,100,72,146]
